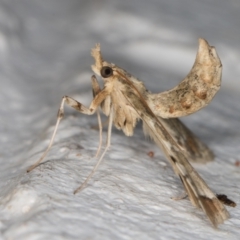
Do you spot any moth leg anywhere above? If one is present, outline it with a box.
[171,192,188,201]
[74,106,113,194]
[91,118,109,130]
[91,75,102,158]
[27,87,110,172]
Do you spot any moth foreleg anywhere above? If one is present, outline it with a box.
[91,75,103,158]
[171,192,188,201]
[91,75,101,96]
[27,87,110,172]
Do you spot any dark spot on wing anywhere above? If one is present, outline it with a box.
[181,99,191,109]
[170,156,177,163]
[195,90,207,100]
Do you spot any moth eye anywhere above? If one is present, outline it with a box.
[100,66,113,78]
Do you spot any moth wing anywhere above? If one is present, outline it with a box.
[155,117,214,163]
[149,38,222,118]
[142,116,229,227]
[122,89,229,227]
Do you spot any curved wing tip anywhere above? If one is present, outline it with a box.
[198,38,210,53]
[197,38,221,66]
[198,38,209,49]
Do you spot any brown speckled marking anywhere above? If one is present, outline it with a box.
[200,72,213,83]
[170,156,177,163]
[186,135,199,154]
[181,99,192,109]
[57,109,64,119]
[195,90,207,100]
[77,102,82,110]
[169,105,175,113]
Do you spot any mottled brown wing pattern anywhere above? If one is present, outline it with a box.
[156,117,214,163]
[120,83,229,227]
[147,39,222,118]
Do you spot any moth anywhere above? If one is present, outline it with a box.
[27,38,234,227]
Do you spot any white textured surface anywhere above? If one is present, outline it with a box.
[0,1,240,239]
